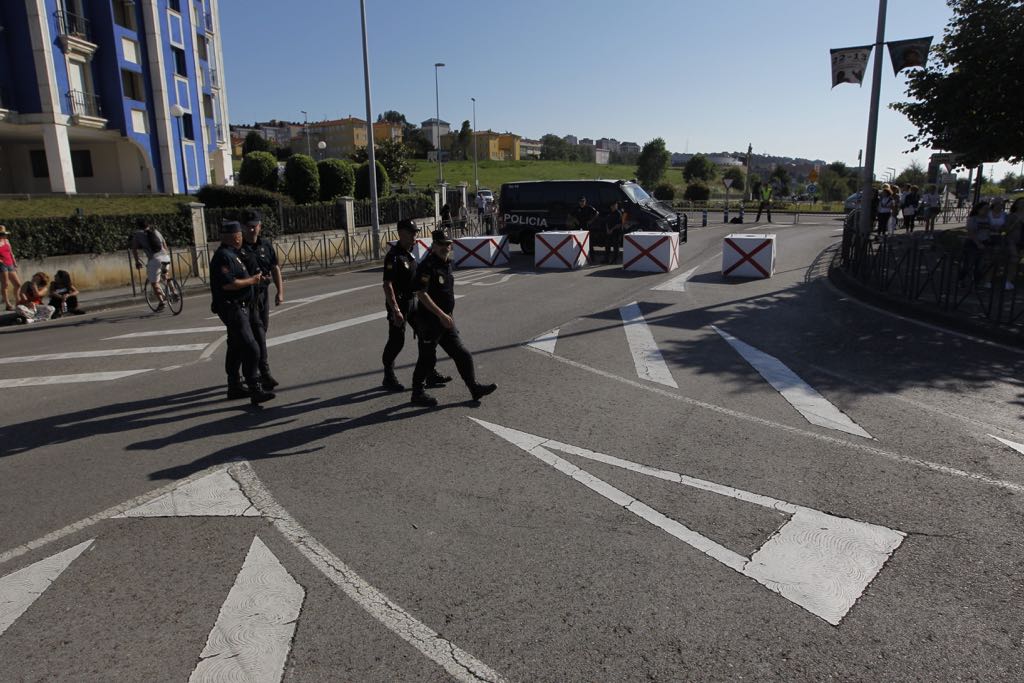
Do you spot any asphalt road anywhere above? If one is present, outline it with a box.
[2,217,1023,682]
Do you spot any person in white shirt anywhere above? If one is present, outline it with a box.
[921,185,941,234]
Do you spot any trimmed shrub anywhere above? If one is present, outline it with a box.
[354,160,390,199]
[196,184,289,209]
[683,182,711,201]
[284,154,320,204]
[4,212,192,260]
[653,182,676,201]
[317,158,355,201]
[238,151,280,191]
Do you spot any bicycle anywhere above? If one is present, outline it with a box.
[142,261,184,315]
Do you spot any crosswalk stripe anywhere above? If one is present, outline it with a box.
[189,536,304,683]
[104,327,222,340]
[0,370,152,388]
[0,345,207,365]
[712,326,873,439]
[619,302,678,388]
[0,540,94,636]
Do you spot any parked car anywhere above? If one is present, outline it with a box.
[844,191,863,213]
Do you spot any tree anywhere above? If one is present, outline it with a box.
[683,182,711,201]
[238,151,280,191]
[355,160,390,199]
[242,131,271,156]
[999,172,1022,192]
[770,166,791,196]
[722,167,745,193]
[284,154,320,204]
[653,182,675,201]
[817,167,857,201]
[317,159,355,201]
[894,160,927,186]
[375,138,414,186]
[449,120,472,161]
[891,0,1024,167]
[404,127,433,159]
[682,154,716,183]
[378,110,407,125]
[635,138,670,188]
[540,134,569,161]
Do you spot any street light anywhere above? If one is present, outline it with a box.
[471,97,479,192]
[317,140,326,160]
[301,110,310,157]
[359,0,381,258]
[434,62,444,187]
[169,103,187,194]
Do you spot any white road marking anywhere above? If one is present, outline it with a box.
[0,345,207,365]
[104,327,222,340]
[619,302,678,388]
[116,469,259,518]
[651,266,699,292]
[471,418,904,626]
[270,282,381,316]
[230,462,505,683]
[711,325,873,439]
[189,536,304,683]
[199,335,227,360]
[470,274,515,286]
[991,435,1024,456]
[0,466,232,568]
[523,345,1024,494]
[0,540,94,636]
[527,328,560,354]
[0,370,152,388]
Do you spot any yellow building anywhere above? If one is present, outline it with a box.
[372,121,403,144]
[497,133,521,161]
[305,117,369,158]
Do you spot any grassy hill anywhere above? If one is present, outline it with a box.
[409,159,641,190]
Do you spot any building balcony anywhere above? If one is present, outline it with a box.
[55,10,98,56]
[67,90,107,129]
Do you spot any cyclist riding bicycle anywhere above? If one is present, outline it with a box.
[130,218,172,311]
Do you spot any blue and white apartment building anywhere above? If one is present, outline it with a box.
[0,0,232,194]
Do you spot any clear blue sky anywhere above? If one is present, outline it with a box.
[219,0,1018,182]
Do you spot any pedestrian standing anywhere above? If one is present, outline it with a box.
[381,219,451,391]
[877,185,895,236]
[603,200,625,264]
[572,196,599,260]
[755,184,773,223]
[921,185,941,235]
[209,221,275,406]
[902,185,920,232]
[239,209,283,389]
[409,229,497,407]
[0,225,23,312]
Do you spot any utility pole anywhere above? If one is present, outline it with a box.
[858,0,887,237]
[745,143,753,202]
[301,110,310,157]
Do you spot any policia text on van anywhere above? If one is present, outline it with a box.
[498,180,686,254]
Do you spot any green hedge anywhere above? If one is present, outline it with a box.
[318,159,355,201]
[195,184,290,209]
[238,151,280,191]
[284,154,320,204]
[355,160,390,199]
[4,212,193,260]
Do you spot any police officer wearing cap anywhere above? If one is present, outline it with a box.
[410,228,497,406]
[210,221,275,406]
[239,209,283,389]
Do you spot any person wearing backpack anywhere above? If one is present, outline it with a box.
[130,218,172,311]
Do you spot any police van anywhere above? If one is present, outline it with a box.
[498,179,684,254]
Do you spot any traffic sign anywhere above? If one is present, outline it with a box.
[808,165,820,182]
[723,178,734,189]
[806,183,818,195]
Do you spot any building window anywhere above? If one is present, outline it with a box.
[203,94,214,119]
[197,34,208,61]
[169,0,181,12]
[121,69,145,101]
[131,109,148,134]
[113,0,137,30]
[121,37,140,64]
[172,47,187,76]
[30,150,49,178]
[71,150,93,177]
[182,113,194,140]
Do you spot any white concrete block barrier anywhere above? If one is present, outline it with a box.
[452,235,510,268]
[387,237,433,263]
[535,231,590,270]
[623,231,680,273]
[722,233,776,279]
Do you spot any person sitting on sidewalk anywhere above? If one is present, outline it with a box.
[48,270,86,317]
[16,272,55,324]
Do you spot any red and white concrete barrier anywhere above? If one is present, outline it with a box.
[453,235,510,268]
[387,238,432,263]
[535,231,590,270]
[722,233,776,279]
[623,231,680,273]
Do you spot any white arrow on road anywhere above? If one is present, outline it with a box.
[990,435,1024,456]
[526,328,560,354]
[116,469,260,518]
[651,266,699,292]
[620,302,678,388]
[471,418,904,626]
[0,539,94,636]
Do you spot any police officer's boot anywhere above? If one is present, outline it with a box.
[247,380,276,406]
[410,385,438,407]
[470,382,498,401]
[426,370,452,387]
[226,378,248,400]
[260,366,279,389]
[382,366,405,392]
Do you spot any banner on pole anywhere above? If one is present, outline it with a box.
[887,36,932,76]
[830,45,872,88]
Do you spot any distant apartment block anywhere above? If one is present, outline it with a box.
[596,137,620,153]
[304,117,368,159]
[579,137,594,146]
[0,0,232,194]
[520,138,541,159]
[619,141,641,155]
[562,134,578,145]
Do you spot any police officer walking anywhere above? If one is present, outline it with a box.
[381,219,451,391]
[239,209,283,389]
[410,229,496,406]
[210,221,275,406]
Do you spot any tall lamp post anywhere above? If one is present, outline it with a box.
[360,0,381,258]
[434,62,445,187]
[471,96,479,192]
[301,110,311,157]
[170,103,187,194]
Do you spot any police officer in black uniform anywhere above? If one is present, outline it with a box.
[239,209,283,389]
[410,229,497,406]
[381,219,452,391]
[209,221,275,406]
[573,195,600,260]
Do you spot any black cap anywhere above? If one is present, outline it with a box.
[431,228,453,244]
[220,221,242,234]
[240,208,262,226]
[397,219,419,233]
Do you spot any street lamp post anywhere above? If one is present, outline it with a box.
[317,140,327,160]
[858,0,887,238]
[170,103,187,194]
[301,110,311,157]
[471,97,479,192]
[434,62,445,187]
[359,0,381,258]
